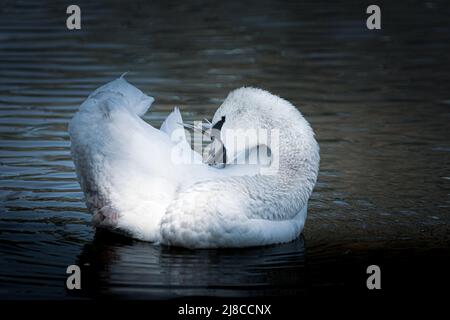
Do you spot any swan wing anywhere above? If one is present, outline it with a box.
[69,77,179,241]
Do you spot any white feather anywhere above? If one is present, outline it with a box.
[69,77,320,248]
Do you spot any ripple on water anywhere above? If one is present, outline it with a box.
[1,0,450,298]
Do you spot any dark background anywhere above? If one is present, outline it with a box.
[0,0,449,300]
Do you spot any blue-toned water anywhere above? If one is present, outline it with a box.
[0,0,449,298]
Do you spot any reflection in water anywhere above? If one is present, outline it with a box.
[72,230,306,298]
[0,0,450,298]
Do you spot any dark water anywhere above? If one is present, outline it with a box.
[0,0,449,299]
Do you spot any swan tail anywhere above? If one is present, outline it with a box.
[80,76,154,117]
[160,107,183,136]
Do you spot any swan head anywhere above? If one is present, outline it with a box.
[207,87,316,172]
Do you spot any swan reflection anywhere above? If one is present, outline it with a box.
[72,229,307,298]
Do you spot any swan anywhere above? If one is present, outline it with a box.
[69,76,320,248]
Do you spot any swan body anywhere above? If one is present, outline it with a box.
[69,76,320,248]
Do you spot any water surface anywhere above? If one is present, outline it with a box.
[0,0,450,299]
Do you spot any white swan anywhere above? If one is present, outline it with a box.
[69,76,320,248]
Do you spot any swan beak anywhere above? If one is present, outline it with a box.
[205,137,227,168]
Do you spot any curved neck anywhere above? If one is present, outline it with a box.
[220,118,320,221]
